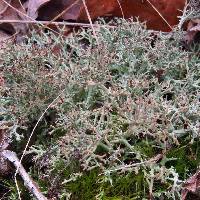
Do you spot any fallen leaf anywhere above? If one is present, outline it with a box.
[27,0,51,19]
[72,0,185,31]
[0,0,188,43]
[0,0,28,42]
[182,170,200,200]
[0,0,11,16]
[36,0,186,32]
[61,0,83,21]
[77,0,118,21]
[183,19,200,45]
[112,0,186,31]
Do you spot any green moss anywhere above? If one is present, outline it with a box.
[65,169,99,200]
[134,140,156,158]
[1,178,33,200]
[106,172,146,198]
[61,170,148,200]
[166,140,200,179]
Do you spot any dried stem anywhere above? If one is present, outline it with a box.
[0,19,115,28]
[1,150,47,200]
[146,0,173,30]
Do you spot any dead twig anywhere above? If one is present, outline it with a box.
[0,19,115,28]
[1,150,47,200]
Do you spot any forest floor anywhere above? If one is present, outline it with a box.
[1,1,200,200]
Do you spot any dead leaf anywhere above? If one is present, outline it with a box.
[36,0,82,21]
[0,0,11,16]
[183,19,200,45]
[0,0,187,43]
[27,0,51,19]
[77,0,118,21]
[113,0,186,31]
[61,0,83,21]
[36,0,186,32]
[182,170,200,200]
[73,0,185,31]
[0,0,28,42]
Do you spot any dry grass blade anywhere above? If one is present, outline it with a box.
[116,0,124,18]
[17,0,25,12]
[49,0,81,23]
[146,0,173,30]
[81,0,99,45]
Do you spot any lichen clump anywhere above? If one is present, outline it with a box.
[1,20,200,199]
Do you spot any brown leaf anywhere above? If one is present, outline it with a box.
[76,0,186,31]
[36,0,185,32]
[0,0,11,15]
[113,0,186,31]
[27,0,51,19]
[183,19,200,45]
[0,0,28,42]
[0,0,187,43]
[182,170,200,200]
[77,0,118,21]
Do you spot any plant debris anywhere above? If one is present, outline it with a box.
[182,170,200,200]
[0,0,187,42]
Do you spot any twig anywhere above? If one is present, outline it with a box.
[178,0,191,29]
[0,189,11,200]
[1,150,47,200]
[0,19,115,28]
